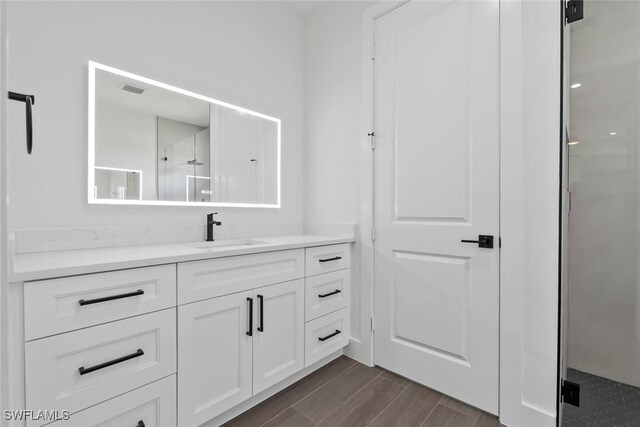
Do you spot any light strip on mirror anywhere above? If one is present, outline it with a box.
[87,60,281,208]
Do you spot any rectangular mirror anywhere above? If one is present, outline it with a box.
[88,61,281,207]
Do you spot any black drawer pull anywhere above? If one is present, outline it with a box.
[247,297,253,336]
[319,329,341,342]
[137,422,145,427]
[318,289,342,298]
[8,91,35,154]
[319,256,342,263]
[78,349,144,375]
[79,289,144,306]
[257,294,264,332]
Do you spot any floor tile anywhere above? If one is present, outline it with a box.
[261,407,315,427]
[223,356,354,426]
[369,382,442,427]
[293,362,382,422]
[315,377,403,427]
[439,395,481,423]
[421,404,476,427]
[381,369,412,387]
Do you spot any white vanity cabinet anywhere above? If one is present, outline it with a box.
[14,239,352,427]
[178,278,305,426]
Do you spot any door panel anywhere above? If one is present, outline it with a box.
[178,291,253,426]
[374,0,499,413]
[252,280,304,394]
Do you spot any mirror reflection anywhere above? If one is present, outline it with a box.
[90,62,280,207]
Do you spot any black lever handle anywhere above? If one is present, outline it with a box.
[318,289,342,298]
[246,297,253,336]
[78,349,144,375]
[461,235,494,249]
[257,294,264,332]
[8,91,35,154]
[79,289,144,306]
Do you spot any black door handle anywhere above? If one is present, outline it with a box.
[78,349,144,375]
[319,256,342,263]
[246,297,253,336]
[461,235,494,249]
[78,289,144,306]
[257,294,264,332]
[319,329,342,342]
[8,91,35,154]
[318,289,342,298]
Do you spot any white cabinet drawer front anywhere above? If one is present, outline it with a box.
[305,244,351,277]
[25,309,177,420]
[178,249,304,304]
[178,291,253,426]
[305,270,350,321]
[24,264,177,340]
[304,308,350,367]
[47,375,176,427]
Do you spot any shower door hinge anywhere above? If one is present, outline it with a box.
[368,132,375,150]
[565,0,584,24]
[370,317,375,332]
[561,379,580,407]
[370,226,376,241]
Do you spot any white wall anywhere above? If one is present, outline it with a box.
[6,1,304,234]
[499,1,561,426]
[303,1,373,364]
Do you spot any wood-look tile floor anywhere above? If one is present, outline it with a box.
[223,356,500,427]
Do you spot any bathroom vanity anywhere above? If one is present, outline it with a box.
[6,235,353,427]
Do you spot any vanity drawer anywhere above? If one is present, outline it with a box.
[178,249,304,304]
[305,269,350,321]
[305,308,350,367]
[305,244,351,277]
[24,264,176,340]
[25,309,176,421]
[47,375,176,427]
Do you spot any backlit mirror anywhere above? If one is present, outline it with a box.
[88,61,281,207]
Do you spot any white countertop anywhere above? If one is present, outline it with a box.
[10,234,355,282]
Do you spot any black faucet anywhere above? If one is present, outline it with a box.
[206,212,222,241]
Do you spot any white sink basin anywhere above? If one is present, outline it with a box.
[187,239,269,250]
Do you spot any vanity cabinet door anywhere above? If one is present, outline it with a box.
[178,291,253,426]
[252,279,304,394]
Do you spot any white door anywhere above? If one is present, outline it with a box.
[252,280,304,394]
[178,291,253,426]
[374,0,500,413]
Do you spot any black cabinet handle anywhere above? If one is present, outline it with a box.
[79,289,144,306]
[78,349,144,375]
[319,256,342,263]
[137,422,145,427]
[246,297,253,336]
[319,289,342,298]
[461,235,494,249]
[8,91,35,154]
[319,329,341,342]
[257,295,264,332]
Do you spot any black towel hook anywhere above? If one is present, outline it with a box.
[8,91,35,154]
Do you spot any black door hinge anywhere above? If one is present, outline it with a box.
[561,379,580,407]
[565,0,584,24]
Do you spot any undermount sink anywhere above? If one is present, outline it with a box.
[186,239,269,250]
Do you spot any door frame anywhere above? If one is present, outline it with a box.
[359,1,563,425]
